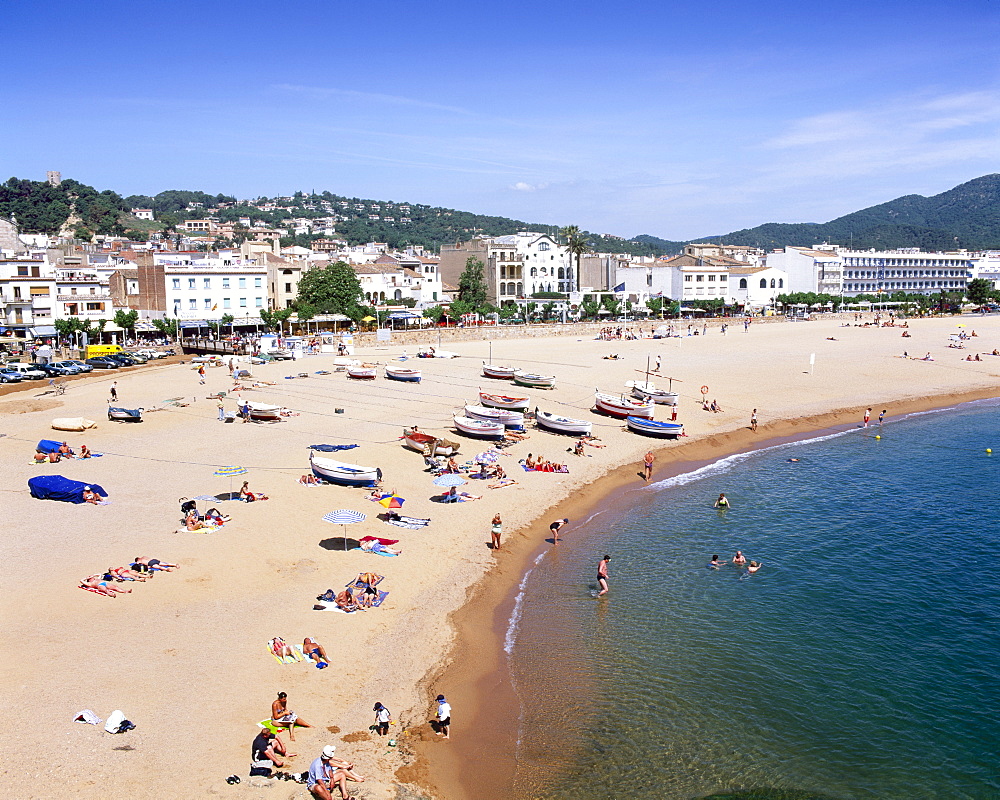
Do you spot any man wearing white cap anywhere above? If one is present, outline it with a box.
[306,745,365,800]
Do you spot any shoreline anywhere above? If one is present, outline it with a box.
[408,384,1000,800]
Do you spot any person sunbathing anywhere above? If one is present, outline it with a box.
[302,637,329,668]
[446,458,460,474]
[367,489,384,501]
[360,539,401,556]
[269,637,297,660]
[183,511,213,531]
[505,431,529,441]
[105,566,148,582]
[81,487,101,504]
[488,478,517,489]
[204,508,230,524]
[132,556,178,572]
[299,474,321,485]
[573,440,586,456]
[524,454,537,468]
[81,575,131,596]
[239,481,268,502]
[33,451,48,463]
[79,445,92,458]
[335,588,359,612]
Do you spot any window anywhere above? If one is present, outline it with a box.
[172,278,181,289]
[538,242,550,251]
[760,279,767,288]
[284,282,292,293]
[204,278,211,289]
[222,278,230,289]
[255,297,263,307]
[708,274,715,282]
[239,298,247,308]
[188,299,196,310]
[739,278,747,289]
[239,278,246,289]
[684,275,692,282]
[720,275,727,282]
[778,279,784,288]
[223,298,231,309]
[770,279,776,288]
[188,278,196,289]
[17,265,28,276]
[86,302,104,311]
[254,277,262,288]
[530,268,537,278]
[696,275,704,282]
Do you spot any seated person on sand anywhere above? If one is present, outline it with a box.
[302,637,329,668]
[81,575,131,596]
[239,481,268,502]
[573,440,586,457]
[445,457,460,474]
[81,487,102,504]
[79,444,92,458]
[183,510,213,531]
[993,349,1000,356]
[269,637,297,660]
[710,399,723,413]
[965,354,974,361]
[271,692,312,740]
[132,556,178,572]
[492,464,507,481]
[33,451,51,463]
[335,588,359,612]
[524,454,537,468]
[58,442,75,458]
[902,330,911,337]
[299,474,321,485]
[360,539,401,556]
[250,728,292,777]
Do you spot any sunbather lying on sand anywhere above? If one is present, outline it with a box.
[269,637,298,660]
[132,556,178,572]
[81,575,131,596]
[183,511,215,531]
[303,637,330,668]
[299,474,321,485]
[360,539,401,556]
[489,479,517,489]
[104,566,148,582]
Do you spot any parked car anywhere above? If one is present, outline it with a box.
[65,360,93,373]
[107,354,138,366]
[51,360,83,374]
[35,363,69,378]
[0,368,23,383]
[6,362,47,380]
[135,349,166,359]
[123,352,148,363]
[85,357,120,369]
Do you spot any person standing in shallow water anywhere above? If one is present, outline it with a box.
[643,450,654,481]
[750,408,758,432]
[597,554,611,596]
[864,407,871,427]
[714,493,731,509]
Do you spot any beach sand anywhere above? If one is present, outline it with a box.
[2,315,998,799]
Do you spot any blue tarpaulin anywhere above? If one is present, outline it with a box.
[28,475,108,504]
[36,439,64,454]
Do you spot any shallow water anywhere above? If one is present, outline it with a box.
[508,400,1000,799]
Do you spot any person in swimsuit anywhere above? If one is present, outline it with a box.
[271,692,312,741]
[708,554,723,568]
[747,561,762,574]
[597,555,611,596]
[549,518,569,544]
[335,588,359,612]
[132,556,178,572]
[81,575,131,596]
[303,637,330,668]
[270,637,297,660]
[491,513,502,551]
[714,493,731,509]
[643,450,654,481]
[732,550,747,566]
[750,409,758,432]
[81,487,101,504]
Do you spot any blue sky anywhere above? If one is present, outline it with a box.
[4,0,999,240]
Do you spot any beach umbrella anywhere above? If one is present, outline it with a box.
[378,494,405,509]
[322,508,367,550]
[214,465,248,500]
[433,474,467,488]
[474,450,499,465]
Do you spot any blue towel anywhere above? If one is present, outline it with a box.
[309,444,360,452]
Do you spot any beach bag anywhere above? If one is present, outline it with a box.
[105,710,135,734]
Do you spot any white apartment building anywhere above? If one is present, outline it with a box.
[728,266,789,310]
[140,252,267,323]
[969,252,1000,290]
[764,246,843,295]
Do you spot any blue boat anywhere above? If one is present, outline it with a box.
[108,406,143,422]
[625,416,683,438]
[385,365,422,382]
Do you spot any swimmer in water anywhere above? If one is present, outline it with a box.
[747,560,762,574]
[732,550,747,566]
[714,493,731,509]
[708,554,723,568]
[787,458,800,462]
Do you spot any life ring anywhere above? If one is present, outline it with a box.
[700,385,709,395]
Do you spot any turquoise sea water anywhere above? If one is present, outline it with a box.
[507,400,1000,799]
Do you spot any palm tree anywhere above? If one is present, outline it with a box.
[559,225,589,292]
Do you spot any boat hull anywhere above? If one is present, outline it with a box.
[535,410,592,436]
[594,392,654,419]
[347,366,377,379]
[385,367,421,382]
[453,415,505,439]
[512,371,555,389]
[108,407,143,422]
[464,404,524,429]
[479,391,530,411]
[248,403,282,421]
[482,363,517,379]
[626,416,684,438]
[630,386,678,406]
[309,453,380,486]
[402,429,460,457]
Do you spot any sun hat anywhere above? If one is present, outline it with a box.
[321,745,337,758]
[436,694,446,701]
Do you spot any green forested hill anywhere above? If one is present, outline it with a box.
[634,174,1000,251]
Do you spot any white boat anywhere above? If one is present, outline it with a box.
[248,402,283,421]
[463,404,524,429]
[309,452,381,486]
[453,415,505,439]
[626,380,679,406]
[267,348,294,360]
[402,428,460,457]
[594,391,655,419]
[482,362,517,379]
[108,406,143,423]
[535,409,592,436]
[418,349,459,359]
[626,416,684,438]
[385,365,422,382]
[512,370,556,389]
[479,390,530,411]
[347,363,377,380]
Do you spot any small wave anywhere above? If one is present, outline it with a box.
[504,551,546,654]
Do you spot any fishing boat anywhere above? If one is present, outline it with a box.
[512,370,555,389]
[482,362,517,379]
[594,391,654,419]
[479,390,530,411]
[627,381,679,406]
[625,416,684,438]
[107,406,143,423]
[385,365,422,382]
[247,402,283,421]
[453,415,505,439]
[463,404,525,429]
[309,452,381,486]
[402,428,460,457]
[346,363,378,380]
[534,409,592,436]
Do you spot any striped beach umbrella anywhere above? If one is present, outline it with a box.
[214,465,248,500]
[322,509,367,550]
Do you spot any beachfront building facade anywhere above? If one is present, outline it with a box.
[728,266,789,310]
[440,233,573,305]
[969,252,1000,290]
[764,246,844,295]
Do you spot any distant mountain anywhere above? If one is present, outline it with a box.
[631,175,1000,252]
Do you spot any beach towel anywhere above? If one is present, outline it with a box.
[309,444,359,452]
[267,640,301,664]
[384,516,430,530]
[314,590,389,612]
[522,465,569,473]
[347,570,387,588]
[74,709,102,725]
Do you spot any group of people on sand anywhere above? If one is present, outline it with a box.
[523,453,566,471]
[33,442,93,462]
[80,557,178,596]
[269,636,331,669]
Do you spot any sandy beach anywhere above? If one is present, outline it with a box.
[3,314,999,800]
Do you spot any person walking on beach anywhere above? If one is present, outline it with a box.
[109,381,117,402]
[434,694,451,739]
[750,408,758,432]
[549,518,569,544]
[597,555,611,596]
[491,513,503,551]
[217,397,226,421]
[373,703,392,736]
[198,364,206,385]
[878,409,886,425]
[654,355,661,372]
[643,450,655,481]
[863,407,871,427]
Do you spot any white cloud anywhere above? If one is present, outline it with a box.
[510,181,549,192]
